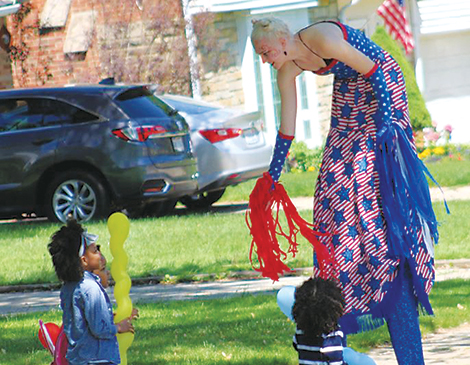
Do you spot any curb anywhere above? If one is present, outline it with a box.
[2,261,469,294]
[0,267,313,294]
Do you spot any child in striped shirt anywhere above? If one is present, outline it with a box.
[291,277,376,365]
[292,277,346,364]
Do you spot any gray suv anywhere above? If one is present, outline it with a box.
[0,85,198,222]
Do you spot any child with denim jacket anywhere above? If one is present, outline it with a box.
[48,220,134,365]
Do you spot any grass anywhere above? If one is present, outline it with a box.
[0,198,469,287]
[0,279,469,364]
[0,155,468,287]
[425,157,470,188]
[0,212,316,287]
[221,171,318,202]
[221,154,470,203]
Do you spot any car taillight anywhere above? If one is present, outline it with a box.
[112,126,167,142]
[199,128,242,143]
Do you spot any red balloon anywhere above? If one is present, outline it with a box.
[38,321,61,353]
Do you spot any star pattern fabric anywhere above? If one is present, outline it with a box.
[268,133,293,182]
[312,21,434,334]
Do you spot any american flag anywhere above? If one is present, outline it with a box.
[377,0,415,54]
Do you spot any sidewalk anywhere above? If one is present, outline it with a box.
[369,322,470,365]
[1,262,469,316]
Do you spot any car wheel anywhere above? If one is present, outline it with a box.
[45,170,110,223]
[180,188,226,210]
[141,199,177,218]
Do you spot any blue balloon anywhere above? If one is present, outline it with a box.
[276,286,296,321]
[343,347,377,365]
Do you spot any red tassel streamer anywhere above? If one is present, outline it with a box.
[246,173,334,281]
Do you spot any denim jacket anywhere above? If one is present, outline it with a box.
[60,271,120,365]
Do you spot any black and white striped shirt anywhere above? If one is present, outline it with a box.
[293,327,345,365]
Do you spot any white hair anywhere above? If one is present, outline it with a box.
[251,17,293,45]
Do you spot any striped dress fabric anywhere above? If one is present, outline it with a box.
[310,22,434,333]
[293,328,345,365]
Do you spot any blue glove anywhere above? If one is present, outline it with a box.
[365,64,393,138]
[268,132,294,182]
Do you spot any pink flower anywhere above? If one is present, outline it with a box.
[444,124,453,133]
[424,130,440,142]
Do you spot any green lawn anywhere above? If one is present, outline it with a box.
[221,154,470,203]
[0,155,468,287]
[1,279,469,364]
[0,198,468,287]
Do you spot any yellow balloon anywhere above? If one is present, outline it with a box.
[114,297,133,323]
[117,332,134,365]
[111,259,129,282]
[108,212,133,365]
[113,276,131,301]
[107,212,130,241]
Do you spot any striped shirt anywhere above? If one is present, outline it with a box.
[293,328,345,365]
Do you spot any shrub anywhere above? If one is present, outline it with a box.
[286,141,323,173]
[371,27,432,131]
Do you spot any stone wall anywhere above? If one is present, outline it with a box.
[201,66,244,107]
[198,12,245,108]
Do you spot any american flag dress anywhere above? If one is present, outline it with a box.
[309,22,435,334]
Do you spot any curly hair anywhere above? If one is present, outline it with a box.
[48,220,85,283]
[292,277,345,338]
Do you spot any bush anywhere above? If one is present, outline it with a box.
[371,27,432,131]
[419,143,470,162]
[286,141,323,173]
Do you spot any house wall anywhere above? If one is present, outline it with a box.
[197,2,342,143]
[0,16,12,89]
[0,50,12,89]
[199,12,245,108]
[6,0,102,87]
[307,3,340,139]
[5,0,190,93]
[417,0,470,144]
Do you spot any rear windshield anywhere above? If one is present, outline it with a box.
[115,87,176,119]
[161,96,218,115]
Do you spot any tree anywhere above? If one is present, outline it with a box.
[371,26,432,131]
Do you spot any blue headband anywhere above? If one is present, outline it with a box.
[78,230,99,257]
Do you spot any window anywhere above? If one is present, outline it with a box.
[299,73,309,110]
[253,52,265,125]
[0,98,99,132]
[303,118,312,139]
[270,67,282,129]
[116,89,172,119]
[40,0,72,29]
[63,11,95,54]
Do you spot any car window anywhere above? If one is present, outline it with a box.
[115,88,174,119]
[0,98,99,132]
[161,96,219,115]
[0,99,40,132]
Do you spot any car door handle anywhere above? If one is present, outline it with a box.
[32,138,54,146]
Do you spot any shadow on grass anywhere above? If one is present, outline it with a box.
[0,280,469,364]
